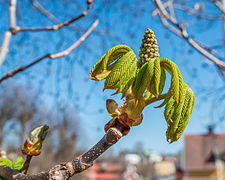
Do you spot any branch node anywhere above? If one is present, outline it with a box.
[49,164,70,180]
[105,127,122,145]
[72,157,93,174]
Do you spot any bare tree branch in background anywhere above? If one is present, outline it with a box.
[16,5,93,33]
[0,119,126,180]
[210,0,225,15]
[0,19,99,83]
[0,0,94,67]
[0,0,17,66]
[29,0,61,24]
[152,0,225,78]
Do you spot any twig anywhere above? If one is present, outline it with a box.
[20,155,32,174]
[173,4,221,20]
[0,31,12,66]
[0,0,94,67]
[153,0,225,72]
[209,0,225,15]
[30,0,60,24]
[0,19,99,84]
[16,1,94,33]
[29,0,87,32]
[0,119,126,180]
[0,0,17,66]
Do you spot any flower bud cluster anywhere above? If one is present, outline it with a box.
[139,28,160,63]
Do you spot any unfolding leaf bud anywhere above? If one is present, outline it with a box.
[138,28,160,64]
[22,125,49,156]
[106,99,120,118]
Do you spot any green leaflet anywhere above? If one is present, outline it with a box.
[132,62,149,99]
[0,158,13,168]
[90,45,132,81]
[144,90,153,101]
[112,60,137,97]
[12,157,24,171]
[165,85,195,143]
[160,58,184,104]
[175,87,195,139]
[159,69,166,95]
[147,58,161,97]
[164,97,176,125]
[104,51,136,90]
[0,156,24,171]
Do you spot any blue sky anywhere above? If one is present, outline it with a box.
[0,0,225,154]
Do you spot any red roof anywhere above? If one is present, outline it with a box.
[185,133,225,171]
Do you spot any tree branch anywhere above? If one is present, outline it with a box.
[0,0,94,67]
[209,0,225,15]
[29,0,60,24]
[16,1,94,33]
[20,155,32,174]
[0,19,99,84]
[0,31,12,66]
[153,0,225,72]
[0,119,126,180]
[0,0,17,66]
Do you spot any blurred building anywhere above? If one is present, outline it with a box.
[85,160,125,180]
[182,127,225,180]
[152,156,176,180]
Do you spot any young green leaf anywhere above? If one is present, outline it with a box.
[165,85,195,143]
[90,45,132,81]
[12,156,24,171]
[159,69,166,95]
[147,58,161,97]
[144,90,153,101]
[160,58,184,104]
[104,51,136,89]
[132,62,149,99]
[0,158,13,168]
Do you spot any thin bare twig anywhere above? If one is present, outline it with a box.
[16,2,93,33]
[0,119,126,180]
[30,0,60,24]
[209,0,225,15]
[20,155,32,174]
[0,0,94,67]
[29,0,88,32]
[153,0,225,72]
[0,0,17,66]
[173,4,221,20]
[0,19,99,84]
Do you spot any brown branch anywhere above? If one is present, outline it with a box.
[0,119,126,180]
[153,0,225,72]
[0,19,99,84]
[20,155,32,174]
[16,1,94,33]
